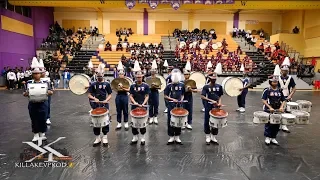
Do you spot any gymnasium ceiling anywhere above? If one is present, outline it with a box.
[9,0,320,10]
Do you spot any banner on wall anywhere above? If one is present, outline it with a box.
[149,0,159,8]
[246,20,259,24]
[125,0,136,9]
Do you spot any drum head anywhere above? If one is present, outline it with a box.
[69,74,90,95]
[156,75,166,93]
[222,77,243,97]
[171,108,188,116]
[189,72,206,89]
[200,44,206,49]
[131,107,148,117]
[212,44,218,49]
[91,107,108,116]
[210,109,228,118]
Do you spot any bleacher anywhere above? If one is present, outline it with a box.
[66,50,97,73]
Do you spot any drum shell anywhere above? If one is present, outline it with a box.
[29,94,48,102]
[296,100,312,113]
[130,111,148,128]
[170,114,188,127]
[253,111,269,124]
[281,114,296,125]
[286,102,299,112]
[291,110,310,125]
[28,83,48,102]
[90,112,110,127]
[269,114,282,124]
[209,110,228,128]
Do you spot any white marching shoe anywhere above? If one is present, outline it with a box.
[153,117,158,124]
[271,138,279,146]
[46,119,51,125]
[181,126,186,130]
[281,125,290,133]
[239,108,246,113]
[167,136,174,145]
[210,134,218,144]
[124,122,129,130]
[175,136,182,145]
[130,135,139,145]
[265,137,271,145]
[116,122,122,130]
[140,134,146,145]
[201,108,205,112]
[102,135,108,146]
[39,133,47,141]
[236,108,241,111]
[149,117,154,124]
[205,135,211,145]
[93,136,101,147]
[32,133,39,142]
[164,108,168,113]
[186,124,192,130]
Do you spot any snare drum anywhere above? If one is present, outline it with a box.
[253,111,269,124]
[130,107,148,128]
[291,110,310,125]
[221,77,243,97]
[269,113,282,124]
[28,83,48,102]
[209,109,228,128]
[286,102,299,112]
[170,107,189,127]
[90,108,110,127]
[281,113,296,125]
[69,74,91,95]
[296,100,312,113]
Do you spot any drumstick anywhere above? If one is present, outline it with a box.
[169,100,188,103]
[89,100,109,104]
[129,103,149,107]
[208,101,226,107]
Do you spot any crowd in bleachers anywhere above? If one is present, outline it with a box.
[173,28,217,42]
[116,28,134,37]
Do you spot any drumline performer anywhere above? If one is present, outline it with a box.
[262,75,286,146]
[164,69,185,145]
[147,60,160,125]
[182,61,198,130]
[88,63,112,147]
[39,59,53,125]
[115,61,130,130]
[201,63,223,145]
[279,57,296,133]
[129,70,150,145]
[237,68,251,113]
[23,57,53,142]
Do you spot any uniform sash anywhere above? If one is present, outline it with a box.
[279,76,291,97]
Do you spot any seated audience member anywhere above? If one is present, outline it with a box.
[118,36,123,42]
[274,41,280,50]
[124,36,128,42]
[265,45,272,57]
[250,36,257,46]
[116,42,123,51]
[77,27,83,34]
[222,38,228,47]
[232,26,238,38]
[260,32,264,38]
[116,29,120,37]
[258,43,264,53]
[236,46,243,55]
[105,41,112,51]
[293,26,299,34]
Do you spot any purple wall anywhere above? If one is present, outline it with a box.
[233,12,239,29]
[0,7,53,70]
[143,8,148,35]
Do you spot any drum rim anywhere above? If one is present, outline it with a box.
[209,109,228,118]
[130,109,148,117]
[170,108,189,117]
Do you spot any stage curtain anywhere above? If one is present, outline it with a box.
[110,20,137,34]
[155,21,182,34]
[200,21,226,34]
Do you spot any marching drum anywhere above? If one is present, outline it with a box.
[286,102,299,112]
[269,113,282,124]
[170,107,189,127]
[281,113,296,125]
[189,72,206,89]
[156,75,166,93]
[69,74,91,95]
[296,100,312,113]
[212,44,218,50]
[291,110,310,125]
[221,77,244,97]
[130,107,149,128]
[200,44,206,49]
[253,111,269,124]
[216,42,222,48]
[209,109,228,128]
[28,83,48,102]
[90,107,110,127]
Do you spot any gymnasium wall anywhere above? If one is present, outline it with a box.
[0,8,34,70]
[193,13,233,35]
[303,10,320,58]
[281,10,304,33]
[32,7,54,49]
[149,13,188,34]
[239,13,282,35]
[54,11,98,31]
[103,13,143,34]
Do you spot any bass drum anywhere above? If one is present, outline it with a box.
[222,77,243,97]
[189,72,206,89]
[69,74,91,95]
[156,74,166,93]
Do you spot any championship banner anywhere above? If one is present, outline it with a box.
[171,0,181,10]
[125,0,136,9]
[149,0,159,8]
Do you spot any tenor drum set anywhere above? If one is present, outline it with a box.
[130,107,149,128]
[253,100,312,125]
[170,107,189,128]
[209,109,228,129]
[90,107,110,128]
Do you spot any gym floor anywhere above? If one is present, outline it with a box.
[0,90,320,180]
